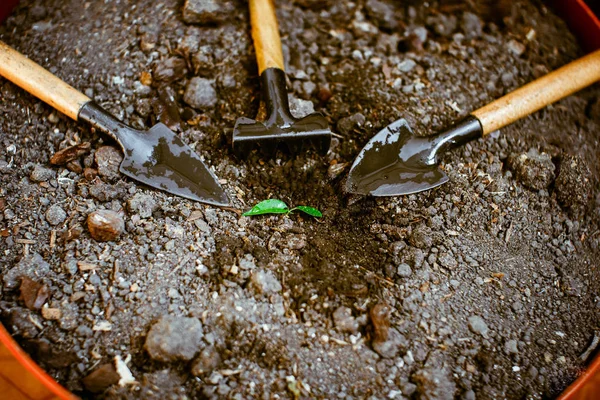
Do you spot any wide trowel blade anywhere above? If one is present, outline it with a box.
[346,119,448,196]
[119,123,229,206]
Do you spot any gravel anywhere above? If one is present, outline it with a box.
[94,146,123,181]
[0,1,598,399]
[249,269,282,295]
[183,77,218,109]
[182,0,235,25]
[29,164,55,182]
[468,315,489,337]
[144,315,204,362]
[127,193,158,219]
[45,204,67,226]
[332,306,359,333]
[87,210,125,242]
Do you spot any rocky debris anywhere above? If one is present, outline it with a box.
[462,12,483,39]
[365,0,398,31]
[18,277,49,310]
[190,346,222,376]
[127,193,158,218]
[336,113,366,135]
[83,363,120,393]
[115,355,136,386]
[508,149,555,190]
[1,1,599,399]
[4,307,39,338]
[504,339,519,355]
[412,367,457,400]
[249,269,282,295]
[288,94,314,118]
[332,306,359,333]
[182,0,234,25]
[95,146,123,180]
[30,165,55,182]
[192,45,215,73]
[50,142,91,165]
[184,77,218,109]
[87,210,125,242]
[152,57,187,83]
[398,59,417,73]
[426,14,457,37]
[3,253,50,290]
[45,204,67,226]
[396,263,412,278]
[437,253,457,270]
[409,224,433,249]
[468,315,489,338]
[507,39,527,56]
[89,181,128,202]
[555,154,592,210]
[145,315,204,362]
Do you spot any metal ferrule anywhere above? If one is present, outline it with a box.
[78,102,135,148]
[429,115,483,161]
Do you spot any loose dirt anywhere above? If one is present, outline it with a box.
[1,0,599,399]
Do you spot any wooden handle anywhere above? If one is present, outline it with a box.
[473,49,600,135]
[0,41,90,121]
[250,0,285,74]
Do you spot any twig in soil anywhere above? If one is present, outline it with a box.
[168,255,191,276]
[357,265,396,287]
[580,331,600,362]
[219,206,243,215]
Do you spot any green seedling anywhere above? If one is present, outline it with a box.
[242,199,322,218]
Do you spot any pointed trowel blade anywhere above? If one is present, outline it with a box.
[346,119,448,197]
[119,123,229,207]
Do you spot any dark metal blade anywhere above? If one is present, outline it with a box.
[346,119,448,196]
[119,123,229,206]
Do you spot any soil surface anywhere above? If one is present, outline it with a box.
[1,0,600,399]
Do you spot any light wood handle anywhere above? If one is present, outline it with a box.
[0,41,90,121]
[473,49,600,135]
[250,0,285,74]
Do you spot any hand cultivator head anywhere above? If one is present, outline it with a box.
[233,68,331,156]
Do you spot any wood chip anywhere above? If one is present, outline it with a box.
[41,306,62,320]
[50,142,91,165]
[15,239,36,244]
[93,321,112,331]
[78,261,99,271]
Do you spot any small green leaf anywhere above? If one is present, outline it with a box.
[290,206,322,218]
[243,199,289,216]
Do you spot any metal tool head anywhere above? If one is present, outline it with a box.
[79,103,229,206]
[233,113,331,156]
[232,68,331,156]
[346,116,483,196]
[120,123,229,206]
[346,119,448,196]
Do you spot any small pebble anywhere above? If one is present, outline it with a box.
[145,315,204,362]
[87,210,125,242]
[46,204,67,226]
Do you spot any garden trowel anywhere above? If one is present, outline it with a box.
[346,49,600,196]
[0,41,229,206]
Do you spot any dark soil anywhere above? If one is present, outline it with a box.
[1,0,599,399]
